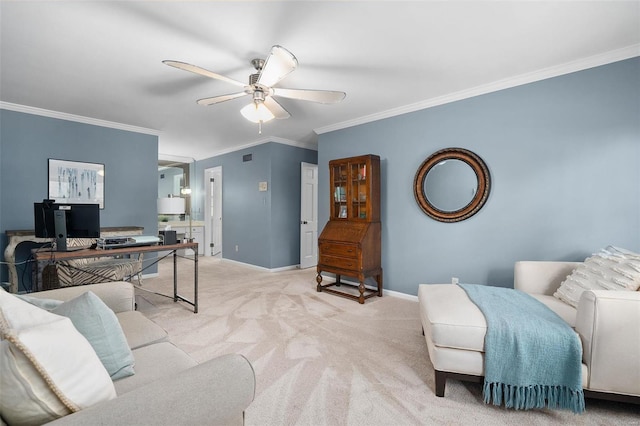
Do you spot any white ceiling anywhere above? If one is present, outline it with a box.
[1,1,639,160]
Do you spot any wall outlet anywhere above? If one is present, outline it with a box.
[451,277,459,285]
[235,245,239,252]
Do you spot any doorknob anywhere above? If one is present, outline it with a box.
[300,221,308,224]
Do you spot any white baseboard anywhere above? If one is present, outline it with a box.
[141,272,159,279]
[272,264,300,272]
[384,289,418,302]
[222,258,299,273]
[324,276,418,302]
[176,257,418,300]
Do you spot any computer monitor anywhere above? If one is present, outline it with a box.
[34,200,100,251]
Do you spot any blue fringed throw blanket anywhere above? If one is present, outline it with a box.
[458,284,585,413]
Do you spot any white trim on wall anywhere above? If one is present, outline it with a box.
[206,136,317,158]
[4,44,636,154]
[315,44,640,135]
[0,101,161,136]
[222,258,299,272]
[0,102,316,157]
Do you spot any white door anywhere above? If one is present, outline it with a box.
[300,162,318,269]
[204,167,222,256]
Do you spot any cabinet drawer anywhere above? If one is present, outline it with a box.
[319,255,359,271]
[319,243,358,258]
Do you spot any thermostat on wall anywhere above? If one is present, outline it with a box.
[259,181,268,191]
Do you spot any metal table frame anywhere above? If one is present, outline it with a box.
[32,242,199,313]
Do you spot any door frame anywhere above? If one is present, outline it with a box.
[204,166,222,256]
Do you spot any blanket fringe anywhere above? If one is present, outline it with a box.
[483,382,585,413]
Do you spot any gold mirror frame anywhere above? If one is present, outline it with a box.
[413,147,491,222]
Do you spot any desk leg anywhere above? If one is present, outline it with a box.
[194,251,198,314]
[171,247,198,314]
[33,260,40,292]
[173,250,178,302]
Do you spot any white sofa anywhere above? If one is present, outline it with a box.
[1,282,255,425]
[418,261,640,404]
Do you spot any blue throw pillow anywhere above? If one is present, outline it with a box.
[53,291,135,380]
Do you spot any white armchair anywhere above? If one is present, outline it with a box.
[418,261,640,404]
[515,261,640,401]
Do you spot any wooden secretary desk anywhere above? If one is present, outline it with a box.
[316,154,382,304]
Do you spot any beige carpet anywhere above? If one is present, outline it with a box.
[135,257,638,425]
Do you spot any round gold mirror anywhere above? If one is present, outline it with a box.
[414,148,491,222]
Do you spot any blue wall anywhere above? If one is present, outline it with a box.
[0,110,159,285]
[318,58,640,295]
[269,144,318,268]
[195,142,317,269]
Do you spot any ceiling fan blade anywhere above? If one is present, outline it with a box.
[163,60,246,88]
[272,88,346,104]
[197,92,248,106]
[256,45,298,87]
[264,96,290,120]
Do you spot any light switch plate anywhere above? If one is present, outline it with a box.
[259,181,268,191]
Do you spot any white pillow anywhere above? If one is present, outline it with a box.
[0,288,116,425]
[554,246,640,308]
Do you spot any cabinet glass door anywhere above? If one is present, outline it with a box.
[332,163,348,219]
[350,161,368,220]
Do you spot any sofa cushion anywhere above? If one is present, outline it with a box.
[113,342,197,395]
[47,354,254,426]
[0,288,116,425]
[554,246,640,308]
[29,281,135,314]
[116,311,168,350]
[418,284,486,352]
[16,293,63,310]
[528,294,577,328]
[53,291,135,380]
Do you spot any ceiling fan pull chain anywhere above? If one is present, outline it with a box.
[258,121,262,134]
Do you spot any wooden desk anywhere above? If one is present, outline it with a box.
[32,242,199,313]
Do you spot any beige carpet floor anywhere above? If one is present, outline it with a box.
[135,257,639,425]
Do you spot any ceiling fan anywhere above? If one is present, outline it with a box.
[163,45,346,132]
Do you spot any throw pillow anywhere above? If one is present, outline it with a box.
[554,246,640,308]
[0,288,116,425]
[53,291,135,380]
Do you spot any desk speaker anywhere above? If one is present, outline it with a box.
[159,230,177,245]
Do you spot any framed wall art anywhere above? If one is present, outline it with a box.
[48,159,105,208]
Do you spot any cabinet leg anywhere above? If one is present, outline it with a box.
[335,274,341,287]
[316,272,323,292]
[377,271,383,297]
[358,281,365,304]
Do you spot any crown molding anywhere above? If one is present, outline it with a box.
[158,153,196,164]
[0,101,161,136]
[269,136,317,151]
[197,136,317,160]
[315,44,640,135]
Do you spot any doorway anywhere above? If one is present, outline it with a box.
[204,167,222,257]
[300,162,318,268]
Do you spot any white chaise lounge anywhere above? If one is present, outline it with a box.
[418,260,640,404]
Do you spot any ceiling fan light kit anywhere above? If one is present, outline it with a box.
[240,102,273,134]
[240,98,274,124]
[164,45,346,132]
